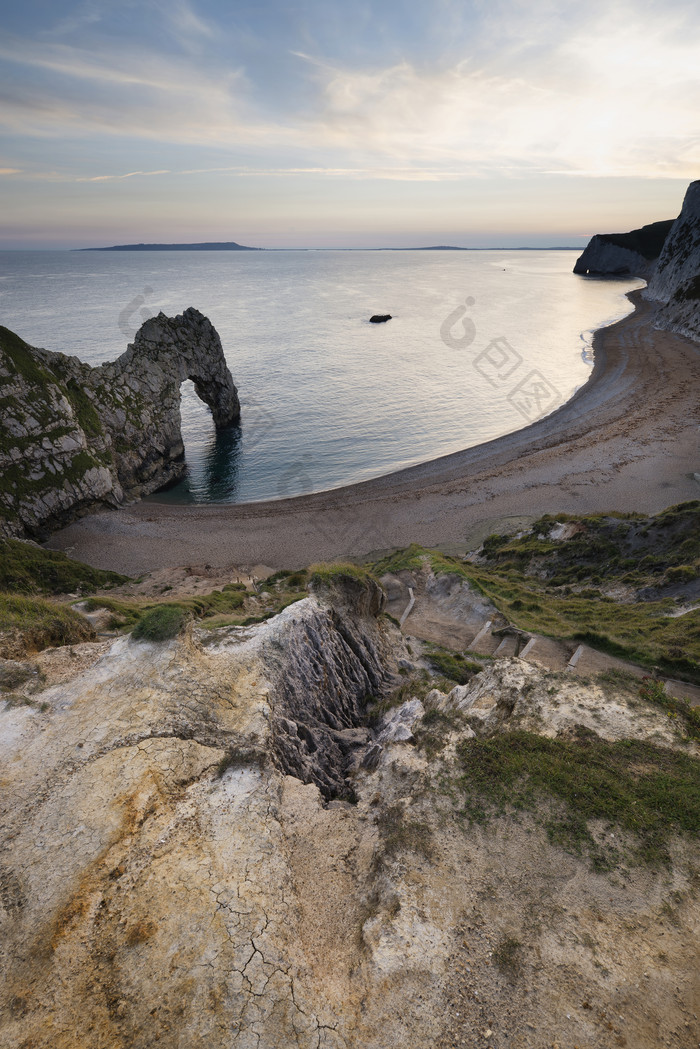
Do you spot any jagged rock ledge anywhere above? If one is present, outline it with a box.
[0,308,239,539]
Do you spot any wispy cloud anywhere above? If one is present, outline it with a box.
[0,167,21,175]
[295,7,700,179]
[0,0,698,187]
[160,0,215,42]
[41,0,110,39]
[0,34,286,147]
[31,164,471,183]
[0,35,236,93]
[76,168,171,181]
[43,0,215,47]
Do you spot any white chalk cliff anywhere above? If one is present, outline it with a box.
[573,219,673,278]
[645,179,700,340]
[575,180,700,342]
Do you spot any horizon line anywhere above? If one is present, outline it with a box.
[1,243,584,253]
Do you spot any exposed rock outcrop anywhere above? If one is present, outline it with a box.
[573,218,673,277]
[0,308,239,539]
[264,573,397,800]
[1,576,698,1049]
[645,179,700,340]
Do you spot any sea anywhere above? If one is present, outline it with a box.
[0,249,643,503]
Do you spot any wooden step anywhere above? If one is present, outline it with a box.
[494,635,518,657]
[519,637,538,659]
[566,644,585,671]
[399,587,416,628]
[469,620,492,650]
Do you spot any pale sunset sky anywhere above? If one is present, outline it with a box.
[0,0,698,248]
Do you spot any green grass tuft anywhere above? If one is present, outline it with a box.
[372,544,429,576]
[132,604,189,642]
[308,561,377,588]
[425,646,482,684]
[364,671,456,728]
[456,727,700,868]
[0,593,95,651]
[214,745,266,777]
[0,326,56,389]
[370,503,700,683]
[638,677,700,741]
[492,936,523,977]
[82,595,142,630]
[0,539,127,595]
[413,708,466,758]
[265,569,309,590]
[377,803,434,858]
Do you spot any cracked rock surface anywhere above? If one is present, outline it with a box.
[1,587,699,1048]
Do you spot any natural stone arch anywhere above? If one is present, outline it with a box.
[0,308,240,538]
[116,307,240,429]
[95,307,240,496]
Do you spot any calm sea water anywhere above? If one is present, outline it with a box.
[0,250,642,502]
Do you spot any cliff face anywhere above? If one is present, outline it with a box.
[645,180,700,340]
[574,182,700,340]
[1,571,698,1049]
[573,219,673,277]
[0,308,239,539]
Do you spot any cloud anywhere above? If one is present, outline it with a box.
[0,35,232,93]
[296,7,700,179]
[0,1,698,180]
[73,164,469,181]
[43,0,215,47]
[76,169,171,181]
[0,167,21,174]
[161,0,216,42]
[0,34,284,147]
[283,2,700,179]
[41,0,110,39]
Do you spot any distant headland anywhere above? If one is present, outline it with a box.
[77,241,261,251]
[77,241,581,252]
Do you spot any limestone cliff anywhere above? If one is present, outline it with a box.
[1,569,698,1049]
[0,308,239,539]
[573,218,673,277]
[645,179,700,340]
[574,181,700,340]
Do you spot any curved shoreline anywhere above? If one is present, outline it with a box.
[47,291,700,575]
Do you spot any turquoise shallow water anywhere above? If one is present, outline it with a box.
[0,249,642,502]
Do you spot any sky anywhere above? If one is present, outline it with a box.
[0,0,699,248]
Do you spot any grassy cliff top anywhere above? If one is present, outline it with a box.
[372,501,700,683]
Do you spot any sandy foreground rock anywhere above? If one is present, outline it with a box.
[1,581,698,1049]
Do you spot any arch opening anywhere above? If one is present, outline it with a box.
[168,379,242,502]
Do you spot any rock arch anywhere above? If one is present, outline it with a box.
[0,308,240,537]
[115,307,240,429]
[100,308,241,495]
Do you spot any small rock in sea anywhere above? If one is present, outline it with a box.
[369,314,392,323]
